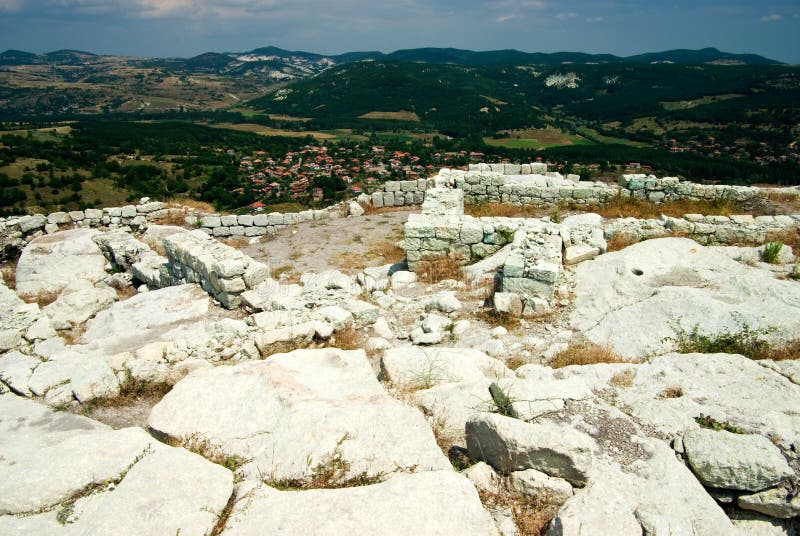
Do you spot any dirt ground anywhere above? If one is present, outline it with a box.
[240,208,415,279]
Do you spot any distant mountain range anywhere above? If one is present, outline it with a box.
[0,46,782,70]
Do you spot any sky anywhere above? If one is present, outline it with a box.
[0,0,799,63]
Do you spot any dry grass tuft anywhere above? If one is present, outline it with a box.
[465,202,551,219]
[416,254,465,284]
[658,386,684,399]
[152,208,188,226]
[0,264,16,289]
[479,489,561,536]
[475,309,521,331]
[767,190,800,213]
[362,204,417,216]
[766,228,800,252]
[168,198,217,213]
[367,239,406,265]
[22,289,60,307]
[327,326,367,351]
[605,232,640,252]
[220,237,250,249]
[549,342,629,368]
[505,355,528,371]
[594,196,746,220]
[759,339,800,362]
[609,369,635,388]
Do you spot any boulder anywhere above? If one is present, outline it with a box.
[348,201,365,217]
[148,348,450,482]
[738,483,800,518]
[223,471,495,535]
[0,351,40,396]
[16,229,108,299]
[466,413,595,486]
[424,291,462,314]
[683,428,793,491]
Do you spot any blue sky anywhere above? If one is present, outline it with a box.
[1,0,798,63]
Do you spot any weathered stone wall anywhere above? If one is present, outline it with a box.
[434,168,800,207]
[370,178,431,209]
[404,211,800,271]
[0,200,346,261]
[162,231,270,309]
[606,213,800,246]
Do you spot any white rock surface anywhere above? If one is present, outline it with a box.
[42,279,117,330]
[0,394,233,535]
[224,471,496,535]
[148,348,450,482]
[15,229,108,299]
[380,346,514,390]
[81,284,213,354]
[571,238,800,358]
[683,428,793,491]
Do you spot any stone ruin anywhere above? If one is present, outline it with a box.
[403,166,800,317]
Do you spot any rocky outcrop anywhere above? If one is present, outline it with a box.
[148,348,451,482]
[224,471,495,535]
[0,394,233,534]
[15,229,108,299]
[570,237,800,358]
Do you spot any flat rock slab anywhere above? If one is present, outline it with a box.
[606,353,800,449]
[380,346,514,390]
[81,284,213,355]
[570,238,800,358]
[0,394,233,535]
[15,229,108,299]
[148,348,450,482]
[683,428,793,491]
[224,471,495,535]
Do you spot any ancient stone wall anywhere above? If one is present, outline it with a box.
[0,200,346,261]
[370,178,431,208]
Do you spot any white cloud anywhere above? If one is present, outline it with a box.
[586,15,604,23]
[0,0,23,12]
[555,12,576,20]
[496,13,516,22]
[760,13,783,22]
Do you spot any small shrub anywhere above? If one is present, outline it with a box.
[416,254,465,284]
[549,342,627,368]
[762,241,784,264]
[765,228,800,252]
[695,414,746,434]
[263,434,382,490]
[665,321,785,360]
